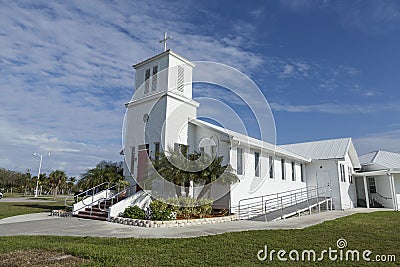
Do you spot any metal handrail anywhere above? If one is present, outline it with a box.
[239,186,316,219]
[66,182,123,214]
[97,186,135,212]
[371,192,392,200]
[64,182,110,207]
[239,186,313,215]
[238,185,332,220]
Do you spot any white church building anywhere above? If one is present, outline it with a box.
[120,48,400,217]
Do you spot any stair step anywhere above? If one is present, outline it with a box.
[85,207,109,212]
[78,210,108,217]
[73,214,108,221]
[74,194,128,221]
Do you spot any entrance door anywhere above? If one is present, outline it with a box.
[316,171,331,188]
[136,144,149,192]
[316,171,331,198]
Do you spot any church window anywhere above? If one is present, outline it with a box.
[269,156,274,179]
[368,177,376,193]
[211,145,217,156]
[254,152,260,177]
[145,68,150,94]
[154,142,160,161]
[281,159,286,180]
[177,65,184,92]
[300,164,305,182]
[237,148,243,175]
[152,66,158,91]
[291,161,295,181]
[348,166,353,184]
[130,146,135,174]
[340,164,346,182]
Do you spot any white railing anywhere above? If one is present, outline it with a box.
[66,182,124,214]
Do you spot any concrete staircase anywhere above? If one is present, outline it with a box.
[73,197,126,221]
[70,186,152,221]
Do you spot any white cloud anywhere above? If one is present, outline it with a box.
[0,1,270,177]
[354,130,400,155]
[270,102,400,114]
[280,64,295,78]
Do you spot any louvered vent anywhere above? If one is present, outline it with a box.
[177,65,184,92]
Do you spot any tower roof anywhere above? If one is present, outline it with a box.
[133,49,195,69]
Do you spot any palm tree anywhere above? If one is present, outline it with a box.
[78,161,124,191]
[66,177,77,195]
[196,154,238,199]
[22,170,33,195]
[150,148,189,197]
[151,148,238,199]
[49,170,67,200]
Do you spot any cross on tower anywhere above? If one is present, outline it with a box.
[159,32,172,52]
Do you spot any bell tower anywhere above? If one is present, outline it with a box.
[123,49,199,190]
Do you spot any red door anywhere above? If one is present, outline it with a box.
[136,148,149,192]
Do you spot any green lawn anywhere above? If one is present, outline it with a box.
[2,192,25,198]
[0,211,399,266]
[0,201,66,219]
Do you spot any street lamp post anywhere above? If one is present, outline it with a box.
[33,153,50,197]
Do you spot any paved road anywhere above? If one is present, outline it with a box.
[0,208,389,239]
[0,197,56,203]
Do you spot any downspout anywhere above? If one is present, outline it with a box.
[363,176,370,209]
[389,173,398,211]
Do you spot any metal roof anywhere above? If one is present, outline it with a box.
[132,49,195,69]
[191,119,311,162]
[280,138,352,160]
[359,151,400,171]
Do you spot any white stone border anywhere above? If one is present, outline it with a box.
[50,210,72,217]
[110,214,238,228]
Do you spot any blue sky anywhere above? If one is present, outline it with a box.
[1,0,400,177]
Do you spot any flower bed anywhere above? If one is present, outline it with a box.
[110,214,238,228]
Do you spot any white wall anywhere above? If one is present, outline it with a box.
[164,96,197,149]
[124,96,167,185]
[374,175,394,208]
[304,155,358,210]
[394,175,400,210]
[337,154,357,209]
[189,124,231,164]
[229,147,307,212]
[305,160,342,209]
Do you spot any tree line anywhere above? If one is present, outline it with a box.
[0,161,125,199]
[0,168,75,198]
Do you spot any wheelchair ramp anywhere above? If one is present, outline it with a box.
[238,186,333,222]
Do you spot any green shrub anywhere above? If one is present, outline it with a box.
[165,197,214,218]
[122,205,146,219]
[65,206,73,212]
[148,197,214,220]
[150,200,173,221]
[179,197,197,218]
[196,198,213,218]
[166,197,181,214]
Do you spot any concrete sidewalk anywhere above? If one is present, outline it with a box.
[0,208,389,239]
[0,197,56,203]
